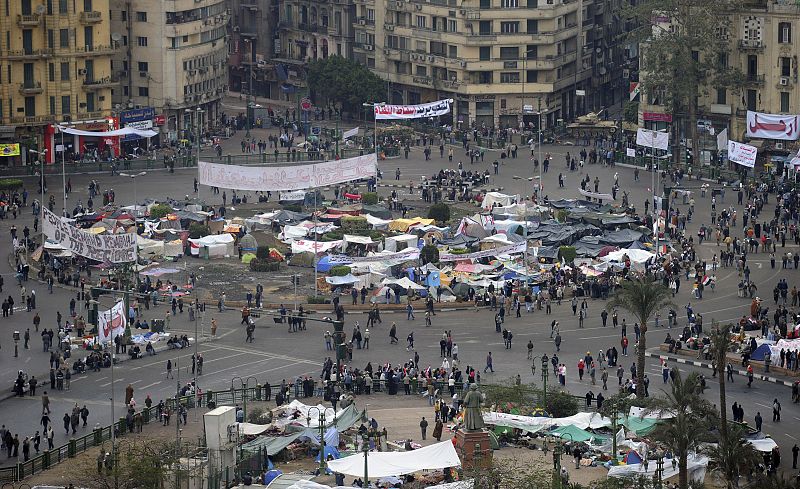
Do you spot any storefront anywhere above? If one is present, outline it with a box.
[120,107,158,155]
[43,118,120,164]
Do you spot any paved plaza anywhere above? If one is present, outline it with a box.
[0,124,799,479]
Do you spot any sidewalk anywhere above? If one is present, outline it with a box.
[645,348,798,388]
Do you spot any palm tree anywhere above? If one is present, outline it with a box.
[704,423,761,489]
[649,371,716,489]
[606,278,674,397]
[709,321,733,447]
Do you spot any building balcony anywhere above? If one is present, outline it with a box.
[79,11,103,24]
[17,13,42,27]
[74,45,115,56]
[745,73,765,86]
[10,115,51,124]
[19,82,43,94]
[738,40,764,52]
[2,49,53,60]
[82,77,118,90]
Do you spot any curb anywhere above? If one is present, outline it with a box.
[644,350,797,387]
[376,182,504,192]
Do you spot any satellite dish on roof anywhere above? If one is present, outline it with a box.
[111,33,122,41]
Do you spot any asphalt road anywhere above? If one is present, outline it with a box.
[0,132,798,477]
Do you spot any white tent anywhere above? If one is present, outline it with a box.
[237,422,272,436]
[365,214,391,230]
[482,411,611,431]
[137,235,165,256]
[326,441,461,477]
[188,233,235,257]
[481,192,517,210]
[603,249,655,264]
[608,454,708,483]
[385,234,418,252]
[382,277,426,290]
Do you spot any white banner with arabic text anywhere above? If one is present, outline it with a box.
[746,111,800,140]
[198,154,377,191]
[727,140,757,168]
[42,207,136,263]
[440,242,526,262]
[98,301,127,343]
[327,247,420,265]
[635,128,670,151]
[374,99,452,120]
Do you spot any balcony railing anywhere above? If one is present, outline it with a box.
[17,13,42,26]
[745,73,765,85]
[738,39,765,51]
[10,115,51,124]
[19,81,43,94]
[79,11,102,24]
[74,45,116,56]
[82,77,118,89]
[2,49,52,59]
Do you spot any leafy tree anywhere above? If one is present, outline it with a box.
[623,102,639,124]
[626,0,744,167]
[709,321,733,448]
[427,202,451,223]
[558,246,577,264]
[420,245,439,265]
[73,440,190,489]
[306,55,386,114]
[648,371,717,489]
[361,192,379,205]
[149,203,173,219]
[704,423,760,489]
[328,265,352,276]
[0,178,24,191]
[607,279,674,397]
[188,223,210,239]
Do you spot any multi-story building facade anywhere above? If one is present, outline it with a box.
[111,0,229,144]
[349,0,596,128]
[638,0,800,151]
[0,0,116,164]
[227,0,278,99]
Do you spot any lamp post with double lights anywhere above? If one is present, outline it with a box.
[119,172,146,216]
[28,148,48,250]
[307,407,327,475]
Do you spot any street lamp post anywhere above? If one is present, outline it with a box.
[541,354,549,407]
[28,148,48,250]
[244,39,252,139]
[362,432,370,487]
[60,127,67,215]
[308,407,327,475]
[119,172,146,215]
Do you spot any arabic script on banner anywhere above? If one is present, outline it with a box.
[727,140,758,168]
[374,99,453,120]
[198,154,377,191]
[439,242,527,262]
[42,207,136,263]
[98,301,127,343]
[327,247,421,265]
[635,128,670,151]
[746,111,799,141]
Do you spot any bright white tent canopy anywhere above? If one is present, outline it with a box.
[58,125,158,138]
[325,440,461,477]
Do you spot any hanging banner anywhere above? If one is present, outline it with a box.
[327,247,421,265]
[279,190,307,201]
[626,148,636,157]
[439,242,526,262]
[42,207,137,263]
[636,128,670,150]
[727,140,758,168]
[0,143,20,156]
[98,301,127,343]
[716,128,728,151]
[198,154,377,191]
[746,111,800,140]
[374,99,453,120]
[343,127,359,139]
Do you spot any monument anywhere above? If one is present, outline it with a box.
[454,384,493,469]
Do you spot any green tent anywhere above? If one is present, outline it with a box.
[549,424,599,443]
[618,415,659,436]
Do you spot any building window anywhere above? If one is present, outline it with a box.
[136,11,146,21]
[500,72,519,83]
[61,95,71,114]
[415,15,426,28]
[366,9,374,21]
[779,22,792,43]
[448,19,457,32]
[781,57,791,77]
[746,89,756,111]
[58,0,67,13]
[138,61,148,72]
[781,91,790,113]
[526,44,537,58]
[121,10,126,21]
[60,62,69,80]
[25,97,36,117]
[479,20,491,35]
[478,71,492,83]
[716,88,726,105]
[501,0,517,7]
[415,65,427,76]
[83,0,91,11]
[138,87,149,96]
[479,0,490,8]
[448,45,457,58]
[137,36,148,46]
[47,29,54,49]
[49,96,56,115]
[500,22,519,33]
[527,0,537,6]
[86,92,95,112]
[527,19,538,34]
[48,63,55,82]
[479,46,490,61]
[717,52,727,69]
[499,46,519,59]
[59,29,69,48]
[526,70,537,82]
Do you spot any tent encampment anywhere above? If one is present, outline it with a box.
[326,441,461,477]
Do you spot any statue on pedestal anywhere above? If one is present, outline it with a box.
[462,384,485,432]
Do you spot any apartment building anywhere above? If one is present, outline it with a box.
[0,0,116,164]
[111,0,229,144]
[638,0,800,148]
[348,0,597,128]
[227,0,278,98]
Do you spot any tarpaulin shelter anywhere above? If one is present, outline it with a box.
[608,454,709,482]
[623,450,643,464]
[389,217,435,232]
[326,441,461,477]
[188,233,235,258]
[385,234,419,252]
[548,424,598,442]
[481,192,518,210]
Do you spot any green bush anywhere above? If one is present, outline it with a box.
[558,246,577,264]
[540,387,579,418]
[328,265,352,276]
[361,192,379,205]
[427,202,451,223]
[420,245,439,264]
[341,215,369,233]
[149,204,173,219]
[249,259,280,272]
[256,246,271,260]
[188,223,210,239]
[556,209,569,222]
[0,178,23,191]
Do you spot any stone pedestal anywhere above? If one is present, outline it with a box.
[454,429,492,470]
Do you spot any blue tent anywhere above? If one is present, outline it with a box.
[624,450,643,465]
[316,255,333,272]
[750,343,772,361]
[263,469,282,485]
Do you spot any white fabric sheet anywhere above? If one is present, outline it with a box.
[326,441,461,477]
[608,454,708,483]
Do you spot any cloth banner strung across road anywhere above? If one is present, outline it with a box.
[197,154,377,191]
[727,140,758,168]
[746,110,800,140]
[42,206,137,263]
[57,125,158,138]
[327,247,420,265]
[374,99,452,120]
[635,128,670,151]
[98,301,127,343]
[440,242,526,262]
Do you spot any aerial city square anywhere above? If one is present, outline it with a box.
[1,0,800,488]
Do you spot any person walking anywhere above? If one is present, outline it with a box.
[389,323,399,344]
[484,352,494,373]
[773,398,781,422]
[755,411,763,431]
[166,359,174,379]
[792,444,799,469]
[419,417,428,440]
